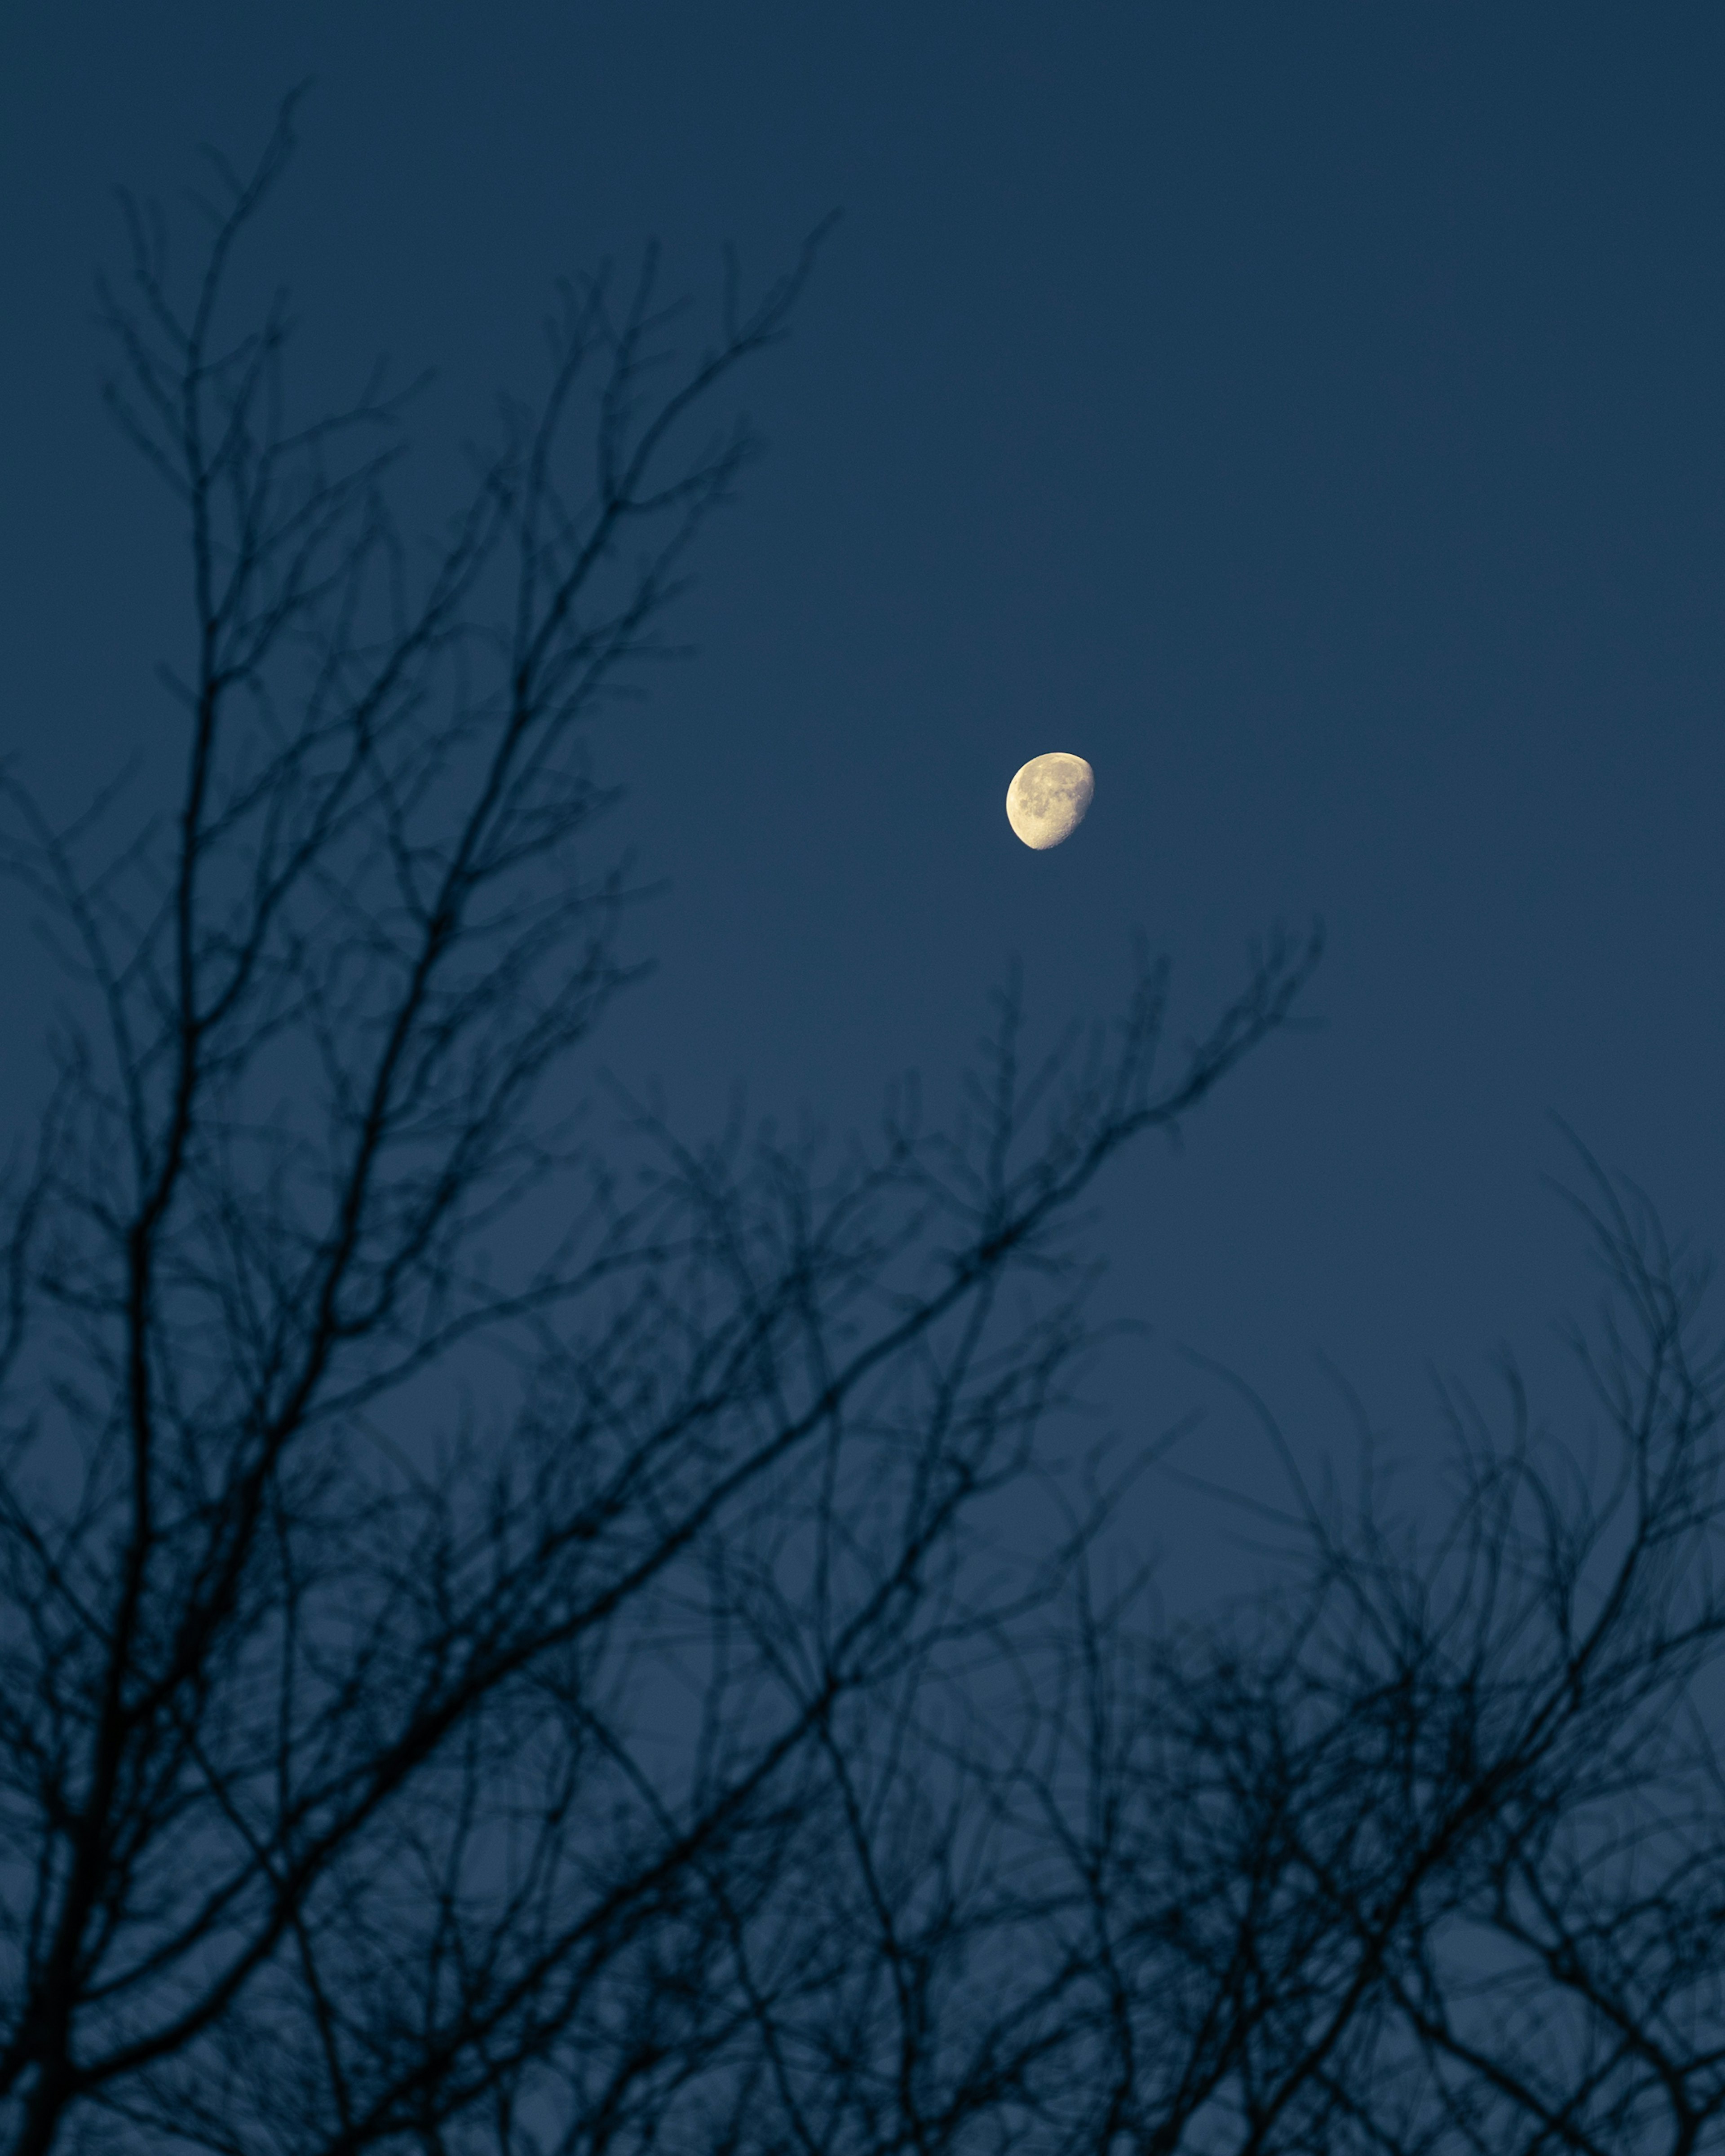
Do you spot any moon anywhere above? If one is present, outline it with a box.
[1005,752,1094,850]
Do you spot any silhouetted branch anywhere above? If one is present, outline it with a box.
[10,93,1719,2156]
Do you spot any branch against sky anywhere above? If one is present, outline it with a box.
[0,104,1324,2156]
[1084,1159,1725,2156]
[6,94,1720,2156]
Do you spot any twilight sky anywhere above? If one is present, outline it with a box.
[5,3,1725,1607]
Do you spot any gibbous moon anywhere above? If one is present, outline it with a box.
[1006,752,1094,850]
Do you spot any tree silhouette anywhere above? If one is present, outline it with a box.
[2,103,1720,2156]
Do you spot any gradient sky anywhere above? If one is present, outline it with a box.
[5,4,1725,1608]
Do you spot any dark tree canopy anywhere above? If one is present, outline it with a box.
[0,107,1721,2156]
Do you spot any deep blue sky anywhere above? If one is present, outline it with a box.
[5,4,1725,1603]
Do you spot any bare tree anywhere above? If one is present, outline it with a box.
[1006,1162,1725,2156]
[0,106,1320,2156]
[10,101,1717,2156]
